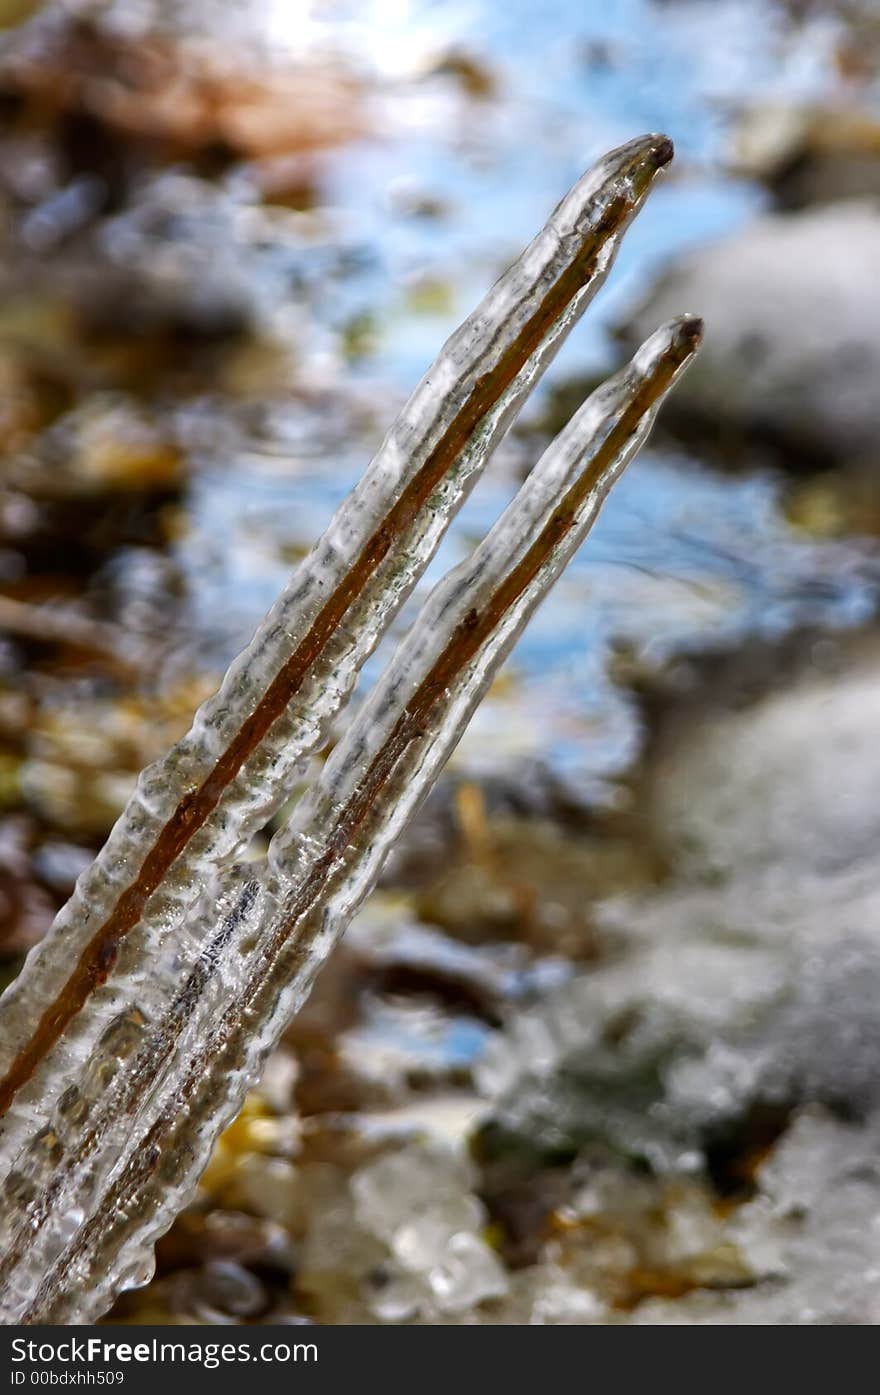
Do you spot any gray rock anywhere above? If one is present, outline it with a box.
[732,104,880,209]
[619,199,880,462]
[646,643,880,880]
[476,644,880,1167]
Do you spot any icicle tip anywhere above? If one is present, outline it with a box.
[600,131,675,202]
[629,313,704,386]
[669,312,704,356]
[650,134,675,169]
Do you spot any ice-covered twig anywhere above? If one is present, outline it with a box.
[0,134,670,1137]
[1,317,701,1323]
[0,137,700,1323]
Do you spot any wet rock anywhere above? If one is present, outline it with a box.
[356,1095,488,1150]
[0,12,364,168]
[169,1261,269,1323]
[633,1109,880,1325]
[473,913,880,1184]
[0,338,70,455]
[12,395,183,497]
[618,200,880,464]
[0,1,42,30]
[733,104,880,208]
[201,1094,301,1197]
[541,1157,745,1313]
[425,48,497,100]
[286,890,571,1117]
[476,641,880,1171]
[348,1143,508,1317]
[348,890,567,1020]
[414,811,658,959]
[295,1161,388,1321]
[666,934,880,1133]
[21,675,215,834]
[785,459,880,538]
[155,1209,292,1275]
[335,995,489,1101]
[29,836,91,897]
[256,1049,299,1117]
[645,636,880,879]
[216,1157,304,1235]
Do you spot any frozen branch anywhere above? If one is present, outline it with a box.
[0,136,700,1323]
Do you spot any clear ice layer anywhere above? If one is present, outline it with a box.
[0,137,700,1323]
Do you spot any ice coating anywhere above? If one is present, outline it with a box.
[0,316,701,1323]
[0,134,672,1142]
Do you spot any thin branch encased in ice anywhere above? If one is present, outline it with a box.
[0,135,673,1145]
[5,317,701,1323]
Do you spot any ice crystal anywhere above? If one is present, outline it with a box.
[0,134,700,1322]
